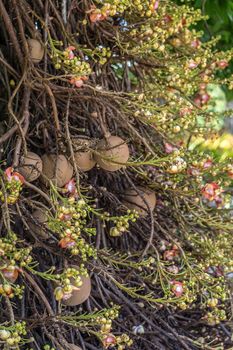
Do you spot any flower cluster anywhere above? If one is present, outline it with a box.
[54,265,88,302]
[0,167,24,204]
[109,210,138,237]
[152,231,232,319]
[50,42,92,88]
[95,308,133,349]
[48,196,97,260]
[0,232,32,298]
[102,333,133,350]
[0,322,27,347]
[201,182,223,207]
[94,46,112,65]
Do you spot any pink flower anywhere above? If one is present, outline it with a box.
[167,265,179,274]
[163,15,172,23]
[70,78,84,88]
[68,51,75,60]
[171,281,183,297]
[102,334,117,349]
[65,178,76,195]
[5,167,24,184]
[66,46,76,60]
[164,143,177,154]
[201,93,210,104]
[199,83,207,91]
[163,249,178,261]
[90,12,105,23]
[59,236,76,249]
[154,0,160,10]
[194,95,202,107]
[179,107,192,117]
[190,39,200,49]
[188,60,198,69]
[67,46,76,51]
[89,6,107,23]
[187,167,200,176]
[217,60,228,69]
[201,182,222,201]
[203,159,212,169]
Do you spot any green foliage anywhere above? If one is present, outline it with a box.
[176,0,233,99]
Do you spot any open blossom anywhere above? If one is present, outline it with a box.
[70,75,88,88]
[5,167,24,184]
[65,46,76,60]
[151,0,160,11]
[179,107,192,117]
[188,60,198,69]
[164,143,178,154]
[102,334,117,349]
[203,159,212,169]
[217,60,228,69]
[89,5,108,23]
[187,167,200,176]
[171,281,184,297]
[191,39,200,49]
[201,92,210,104]
[59,236,76,249]
[68,51,74,60]
[65,178,76,195]
[90,12,106,23]
[164,249,179,261]
[70,77,84,88]
[201,182,222,201]
[167,265,179,274]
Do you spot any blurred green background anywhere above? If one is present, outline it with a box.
[175,0,233,157]
[176,0,233,99]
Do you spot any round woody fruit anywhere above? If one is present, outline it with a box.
[74,151,96,172]
[18,152,42,182]
[30,208,49,239]
[67,345,82,350]
[41,154,73,187]
[94,135,129,172]
[27,38,44,63]
[123,187,156,217]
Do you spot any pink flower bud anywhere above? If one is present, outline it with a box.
[171,281,183,297]
[217,60,228,69]
[190,39,200,49]
[188,60,198,69]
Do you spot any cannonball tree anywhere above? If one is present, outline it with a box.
[0,0,233,349]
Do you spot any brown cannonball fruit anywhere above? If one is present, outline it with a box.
[74,151,96,172]
[18,152,42,182]
[67,345,82,350]
[30,208,49,239]
[123,187,156,217]
[41,154,73,187]
[63,272,91,307]
[27,39,44,63]
[94,136,129,172]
